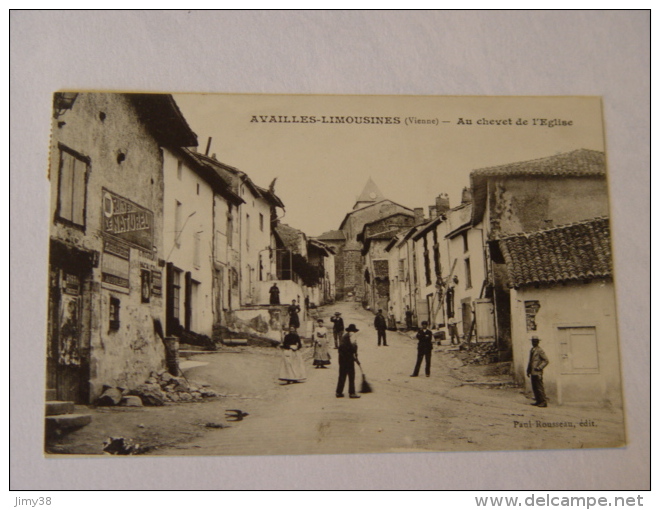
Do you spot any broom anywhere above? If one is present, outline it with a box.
[357,362,373,393]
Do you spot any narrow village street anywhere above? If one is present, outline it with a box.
[47,302,625,456]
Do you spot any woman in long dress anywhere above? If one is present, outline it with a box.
[312,319,331,368]
[278,327,306,384]
[288,300,301,329]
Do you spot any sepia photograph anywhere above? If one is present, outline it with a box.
[43,92,626,457]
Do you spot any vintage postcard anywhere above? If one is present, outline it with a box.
[45,92,624,456]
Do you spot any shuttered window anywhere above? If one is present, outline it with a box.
[57,146,89,228]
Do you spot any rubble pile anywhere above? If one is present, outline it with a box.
[134,371,219,405]
[457,342,500,365]
[97,371,219,407]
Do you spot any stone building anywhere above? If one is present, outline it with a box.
[492,217,621,406]
[322,178,414,301]
[359,213,416,312]
[47,93,197,403]
[470,148,610,358]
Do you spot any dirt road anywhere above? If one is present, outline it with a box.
[47,302,625,456]
[150,302,625,456]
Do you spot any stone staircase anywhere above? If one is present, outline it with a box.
[45,389,92,439]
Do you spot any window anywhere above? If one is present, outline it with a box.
[175,200,183,247]
[109,297,120,331]
[245,213,250,251]
[259,213,264,232]
[196,183,200,195]
[227,208,233,247]
[464,257,472,289]
[177,160,183,180]
[56,145,89,228]
[398,259,405,280]
[172,269,182,320]
[462,231,469,253]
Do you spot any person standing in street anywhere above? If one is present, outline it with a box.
[269,283,280,305]
[405,305,414,330]
[336,324,361,398]
[410,321,433,377]
[312,319,331,368]
[330,311,344,349]
[527,335,549,407]
[288,299,301,330]
[278,327,306,384]
[448,316,460,345]
[374,309,388,346]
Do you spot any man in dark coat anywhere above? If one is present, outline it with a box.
[411,321,433,377]
[336,324,361,398]
[374,309,388,346]
[330,311,345,349]
[269,283,280,305]
[527,336,550,407]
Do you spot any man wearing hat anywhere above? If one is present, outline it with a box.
[330,311,345,349]
[336,324,361,398]
[411,321,433,377]
[527,336,549,407]
[374,309,388,346]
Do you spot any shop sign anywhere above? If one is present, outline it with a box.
[102,239,130,291]
[151,270,163,296]
[102,189,154,251]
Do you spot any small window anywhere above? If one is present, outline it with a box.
[175,200,183,247]
[464,257,472,289]
[227,207,233,248]
[259,213,264,232]
[196,183,200,195]
[109,297,120,331]
[462,231,469,253]
[245,213,250,251]
[56,145,89,228]
[177,160,183,180]
[172,269,182,320]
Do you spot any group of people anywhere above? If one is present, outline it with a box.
[277,307,362,399]
[276,298,550,407]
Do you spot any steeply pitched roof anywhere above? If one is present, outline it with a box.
[354,177,385,209]
[184,151,284,208]
[275,223,307,254]
[179,148,244,205]
[128,94,198,148]
[471,149,607,225]
[494,217,612,288]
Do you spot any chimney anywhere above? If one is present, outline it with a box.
[428,205,438,220]
[436,193,450,215]
[413,207,425,225]
[461,186,473,204]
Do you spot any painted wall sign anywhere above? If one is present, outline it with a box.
[102,188,154,251]
[151,270,162,296]
[102,239,130,291]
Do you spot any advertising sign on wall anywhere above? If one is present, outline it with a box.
[102,188,154,251]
